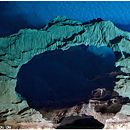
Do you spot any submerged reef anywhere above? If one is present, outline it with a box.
[0,16,130,128]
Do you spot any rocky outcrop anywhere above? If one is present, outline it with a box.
[103,103,130,129]
[0,16,130,128]
[39,88,129,128]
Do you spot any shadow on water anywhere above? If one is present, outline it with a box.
[57,116,104,129]
[0,14,44,37]
[0,1,45,37]
[114,24,130,32]
[16,45,120,110]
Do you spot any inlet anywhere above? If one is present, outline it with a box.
[15,44,119,128]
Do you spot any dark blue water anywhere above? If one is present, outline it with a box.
[16,45,117,109]
[0,1,130,37]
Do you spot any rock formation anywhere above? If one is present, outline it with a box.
[0,16,130,128]
[39,88,129,128]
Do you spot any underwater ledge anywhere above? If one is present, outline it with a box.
[0,16,130,129]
